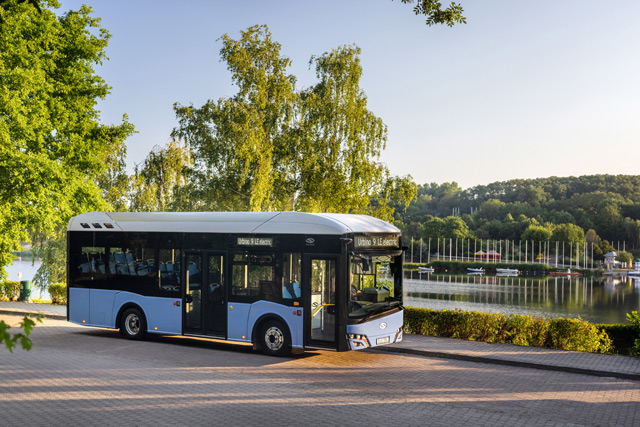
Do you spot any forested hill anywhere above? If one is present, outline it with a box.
[464,175,640,206]
[394,175,640,248]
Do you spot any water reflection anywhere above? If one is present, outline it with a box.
[404,271,640,324]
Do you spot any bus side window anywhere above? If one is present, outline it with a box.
[77,247,106,279]
[231,253,276,302]
[282,253,301,300]
[159,249,181,294]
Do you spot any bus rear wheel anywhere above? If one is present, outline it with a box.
[120,308,146,340]
[259,319,291,357]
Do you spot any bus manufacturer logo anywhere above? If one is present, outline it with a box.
[379,322,387,330]
[305,238,315,245]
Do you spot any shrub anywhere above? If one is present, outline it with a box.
[48,282,67,305]
[1,281,20,301]
[505,314,548,347]
[596,324,638,355]
[626,312,640,355]
[547,317,612,353]
[403,307,613,354]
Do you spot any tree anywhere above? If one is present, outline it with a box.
[173,25,415,219]
[174,25,298,211]
[421,216,445,241]
[617,250,633,267]
[521,224,552,242]
[442,216,473,239]
[398,1,466,26]
[623,218,640,248]
[296,45,415,217]
[0,0,134,279]
[551,223,585,245]
[596,203,624,241]
[130,140,193,212]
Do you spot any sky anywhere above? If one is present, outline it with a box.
[57,0,640,189]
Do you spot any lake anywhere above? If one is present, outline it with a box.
[404,271,640,324]
[4,260,50,300]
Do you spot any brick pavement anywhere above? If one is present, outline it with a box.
[0,314,639,426]
[0,300,66,319]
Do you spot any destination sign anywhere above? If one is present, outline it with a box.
[353,235,399,249]
[237,237,273,247]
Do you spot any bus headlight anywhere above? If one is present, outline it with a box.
[348,334,370,349]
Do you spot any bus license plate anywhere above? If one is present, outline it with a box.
[376,336,390,345]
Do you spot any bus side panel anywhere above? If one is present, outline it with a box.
[227,303,251,342]
[89,289,117,327]
[112,292,182,335]
[248,301,304,350]
[69,287,90,325]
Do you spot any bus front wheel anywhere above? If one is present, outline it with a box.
[259,319,291,357]
[120,308,146,340]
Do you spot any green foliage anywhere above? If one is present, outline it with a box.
[393,175,640,245]
[0,313,43,352]
[617,250,633,266]
[595,323,638,355]
[404,307,612,353]
[546,317,612,353]
[399,0,467,26]
[1,280,20,300]
[173,25,415,220]
[521,224,553,242]
[129,140,193,212]
[0,0,134,279]
[48,282,66,305]
[32,232,65,292]
[625,311,640,355]
[551,223,585,245]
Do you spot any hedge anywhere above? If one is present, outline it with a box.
[48,282,67,305]
[404,307,612,353]
[0,280,20,301]
[595,324,637,355]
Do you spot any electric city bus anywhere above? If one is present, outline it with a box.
[67,212,404,356]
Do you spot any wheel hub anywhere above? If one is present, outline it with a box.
[125,314,140,335]
[265,326,284,351]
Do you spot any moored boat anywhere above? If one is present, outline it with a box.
[495,268,518,275]
[467,267,484,274]
[548,269,583,277]
[418,266,434,273]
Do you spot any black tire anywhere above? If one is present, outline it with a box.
[259,319,291,357]
[120,308,146,340]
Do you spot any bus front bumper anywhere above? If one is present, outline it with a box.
[346,309,403,350]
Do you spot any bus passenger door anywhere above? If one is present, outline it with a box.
[204,253,226,336]
[184,252,226,337]
[305,256,337,348]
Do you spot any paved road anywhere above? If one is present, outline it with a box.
[1,315,639,426]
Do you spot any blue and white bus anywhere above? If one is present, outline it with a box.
[67,212,404,356]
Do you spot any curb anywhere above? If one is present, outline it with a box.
[0,309,66,321]
[373,346,640,382]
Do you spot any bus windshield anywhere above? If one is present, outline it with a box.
[349,253,402,319]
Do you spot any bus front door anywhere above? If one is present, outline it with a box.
[305,256,337,348]
[184,252,226,337]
